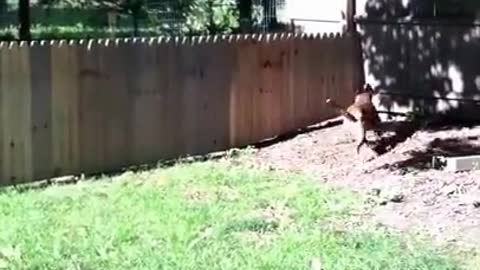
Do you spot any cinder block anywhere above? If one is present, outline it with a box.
[444,155,480,172]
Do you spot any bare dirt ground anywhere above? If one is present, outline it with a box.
[248,118,480,250]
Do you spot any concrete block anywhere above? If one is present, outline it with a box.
[443,155,480,172]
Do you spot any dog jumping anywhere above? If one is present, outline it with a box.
[326,83,382,154]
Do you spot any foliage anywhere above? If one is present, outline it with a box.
[13,0,241,38]
[184,0,239,34]
[38,0,146,10]
[0,24,171,40]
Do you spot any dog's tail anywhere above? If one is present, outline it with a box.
[325,98,358,122]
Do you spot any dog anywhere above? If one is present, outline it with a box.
[326,83,382,154]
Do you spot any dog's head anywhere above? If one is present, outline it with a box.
[355,83,375,95]
[364,83,374,93]
[354,83,375,103]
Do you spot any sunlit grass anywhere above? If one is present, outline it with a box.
[0,158,461,269]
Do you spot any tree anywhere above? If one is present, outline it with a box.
[237,0,252,32]
[185,0,239,34]
[0,0,7,16]
[18,0,30,40]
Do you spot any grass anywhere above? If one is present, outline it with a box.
[0,157,462,270]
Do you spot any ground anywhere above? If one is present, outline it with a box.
[249,118,480,252]
[1,119,480,269]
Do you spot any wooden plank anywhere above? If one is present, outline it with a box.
[155,38,178,160]
[197,39,218,154]
[300,35,311,125]
[2,43,33,184]
[188,38,210,154]
[228,38,239,147]
[304,35,317,126]
[321,35,339,117]
[257,35,271,139]
[286,35,297,132]
[309,35,326,123]
[260,35,276,140]
[218,38,236,151]
[130,41,166,164]
[203,38,231,153]
[164,39,185,158]
[229,36,243,147]
[230,36,255,147]
[51,42,81,177]
[77,41,103,174]
[6,44,20,183]
[271,35,285,136]
[251,36,265,142]
[262,34,282,137]
[0,43,7,184]
[310,35,331,121]
[19,43,33,183]
[100,41,132,170]
[180,39,201,156]
[306,36,319,121]
[146,39,170,161]
[0,43,17,184]
[92,42,109,170]
[30,42,53,179]
[66,42,81,175]
[277,34,292,134]
[292,35,308,129]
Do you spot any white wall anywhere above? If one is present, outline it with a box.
[276,0,385,34]
[356,0,369,17]
[279,0,347,33]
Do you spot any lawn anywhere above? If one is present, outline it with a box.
[0,157,461,269]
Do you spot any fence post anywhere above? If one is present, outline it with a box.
[345,0,364,91]
[346,0,356,32]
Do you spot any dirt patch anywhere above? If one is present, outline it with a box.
[249,120,480,248]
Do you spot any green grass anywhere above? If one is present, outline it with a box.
[0,158,461,270]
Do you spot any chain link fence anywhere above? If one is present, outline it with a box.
[0,0,288,40]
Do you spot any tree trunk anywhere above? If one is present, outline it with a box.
[18,0,30,40]
[346,0,356,32]
[128,0,143,37]
[0,0,7,15]
[132,13,139,36]
[237,0,252,32]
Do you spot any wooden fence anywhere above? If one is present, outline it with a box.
[0,32,360,186]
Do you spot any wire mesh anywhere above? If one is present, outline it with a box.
[0,0,290,40]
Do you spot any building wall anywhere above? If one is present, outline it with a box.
[278,0,347,33]
[355,0,480,119]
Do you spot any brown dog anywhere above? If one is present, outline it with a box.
[326,84,381,154]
